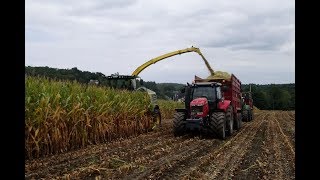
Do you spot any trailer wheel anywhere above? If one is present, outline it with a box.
[234,113,242,130]
[242,110,249,122]
[248,110,252,121]
[173,112,186,136]
[226,106,234,136]
[209,112,226,140]
[239,113,243,128]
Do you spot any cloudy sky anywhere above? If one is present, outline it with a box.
[26,0,294,84]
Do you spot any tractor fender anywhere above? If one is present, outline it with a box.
[217,100,231,112]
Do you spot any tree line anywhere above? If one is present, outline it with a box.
[242,84,295,110]
[25,66,110,85]
[25,66,294,110]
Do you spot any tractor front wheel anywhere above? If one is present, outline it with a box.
[173,112,186,136]
[209,112,226,140]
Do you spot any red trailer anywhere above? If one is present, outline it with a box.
[196,74,243,124]
[173,74,243,139]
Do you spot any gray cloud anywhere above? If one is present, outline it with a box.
[202,9,294,51]
[26,0,294,84]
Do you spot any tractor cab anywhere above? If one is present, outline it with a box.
[190,82,222,110]
[184,82,224,118]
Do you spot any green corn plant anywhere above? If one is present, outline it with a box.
[25,76,153,159]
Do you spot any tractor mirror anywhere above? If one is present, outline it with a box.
[221,85,229,92]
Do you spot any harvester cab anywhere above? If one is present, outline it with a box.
[106,73,137,90]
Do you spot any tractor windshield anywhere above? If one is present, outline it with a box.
[192,86,216,101]
[106,75,136,90]
[106,78,133,90]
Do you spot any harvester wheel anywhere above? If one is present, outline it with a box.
[152,110,162,130]
[234,113,242,130]
[209,112,226,140]
[226,106,234,136]
[173,112,186,136]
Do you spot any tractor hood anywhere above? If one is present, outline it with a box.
[190,98,209,118]
[190,98,208,106]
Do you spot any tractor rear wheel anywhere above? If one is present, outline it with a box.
[209,112,226,140]
[226,106,234,136]
[173,112,186,136]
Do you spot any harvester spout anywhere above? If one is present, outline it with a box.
[197,51,215,76]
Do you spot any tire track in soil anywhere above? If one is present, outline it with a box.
[121,137,216,180]
[147,138,223,180]
[278,111,295,151]
[129,113,265,180]
[258,112,295,180]
[285,111,295,121]
[158,113,263,180]
[205,113,268,180]
[266,112,283,179]
[180,112,267,180]
[231,114,269,180]
[47,121,210,179]
[274,112,295,156]
[282,111,295,127]
[276,111,294,128]
[269,112,295,179]
[25,119,174,179]
[68,135,201,179]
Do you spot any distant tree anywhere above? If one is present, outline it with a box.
[25,66,295,110]
[252,90,269,109]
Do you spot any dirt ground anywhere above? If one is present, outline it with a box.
[25,110,295,180]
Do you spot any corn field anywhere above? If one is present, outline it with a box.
[158,100,184,119]
[25,76,183,159]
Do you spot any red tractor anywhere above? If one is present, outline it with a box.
[173,74,243,139]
